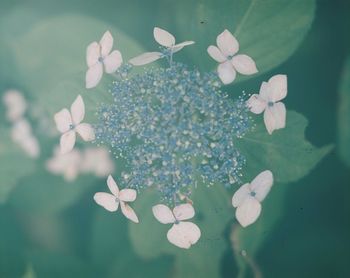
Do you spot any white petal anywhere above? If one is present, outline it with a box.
[54,109,72,133]
[258,81,272,101]
[167,222,201,249]
[94,192,119,212]
[70,95,85,125]
[21,136,40,158]
[86,42,100,67]
[75,123,95,141]
[232,183,250,207]
[99,31,113,57]
[153,27,175,47]
[103,50,123,73]
[250,170,274,202]
[120,202,139,223]
[246,94,267,114]
[231,54,258,75]
[129,52,162,66]
[235,197,261,227]
[207,45,226,63]
[264,102,286,134]
[152,204,175,224]
[119,189,137,202]
[268,74,288,102]
[218,61,236,84]
[3,90,27,122]
[172,41,195,53]
[216,29,239,57]
[173,203,195,221]
[60,131,76,154]
[107,175,119,196]
[85,63,103,89]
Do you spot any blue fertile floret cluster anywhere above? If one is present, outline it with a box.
[95,62,251,203]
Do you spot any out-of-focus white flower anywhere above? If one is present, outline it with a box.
[232,170,273,227]
[207,29,258,84]
[54,95,95,154]
[80,147,114,177]
[152,203,201,249]
[46,146,82,182]
[11,119,40,158]
[94,175,139,223]
[85,31,123,88]
[247,74,287,134]
[2,90,27,122]
[129,27,194,66]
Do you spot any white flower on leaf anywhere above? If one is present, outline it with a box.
[207,29,258,84]
[232,170,274,227]
[152,203,201,249]
[247,74,287,134]
[86,31,123,88]
[11,119,40,158]
[94,175,139,223]
[54,95,95,154]
[2,90,27,122]
[46,146,82,181]
[80,147,115,177]
[129,27,194,66]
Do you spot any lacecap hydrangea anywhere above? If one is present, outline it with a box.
[54,27,288,249]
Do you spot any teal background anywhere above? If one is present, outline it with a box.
[0,0,350,277]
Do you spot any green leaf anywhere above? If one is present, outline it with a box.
[231,111,332,276]
[8,169,98,214]
[129,186,234,278]
[90,210,173,278]
[171,0,315,78]
[236,111,333,183]
[0,127,36,203]
[7,13,145,117]
[337,56,350,167]
[28,250,94,278]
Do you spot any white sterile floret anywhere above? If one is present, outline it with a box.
[86,31,123,88]
[46,146,82,181]
[94,175,139,223]
[129,27,194,66]
[152,203,201,249]
[247,74,287,134]
[54,95,95,154]
[80,147,115,177]
[11,119,40,158]
[207,29,258,84]
[232,170,274,227]
[2,90,27,122]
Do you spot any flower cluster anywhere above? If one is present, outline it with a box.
[53,27,288,249]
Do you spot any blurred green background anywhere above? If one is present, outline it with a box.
[0,0,350,277]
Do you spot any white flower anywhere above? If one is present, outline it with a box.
[54,95,95,154]
[247,74,287,134]
[46,146,82,181]
[80,147,115,177]
[2,90,27,122]
[207,29,258,84]
[94,175,139,223]
[85,31,123,89]
[152,203,201,249]
[232,170,274,227]
[129,27,194,66]
[11,119,40,158]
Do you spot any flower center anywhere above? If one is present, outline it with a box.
[115,197,119,203]
[98,56,104,63]
[227,55,234,60]
[268,101,274,107]
[69,124,75,130]
[250,191,256,197]
[174,219,180,225]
